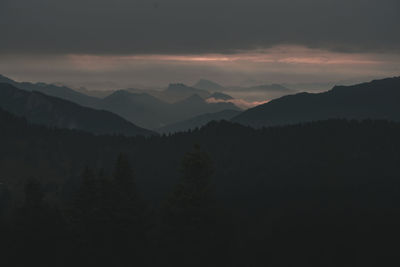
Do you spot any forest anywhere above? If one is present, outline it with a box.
[1,108,400,266]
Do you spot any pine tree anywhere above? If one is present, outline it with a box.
[69,166,114,266]
[110,153,147,265]
[166,145,214,228]
[162,145,219,266]
[113,153,136,197]
[13,179,66,267]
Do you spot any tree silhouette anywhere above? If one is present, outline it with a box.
[110,153,148,265]
[69,166,115,266]
[12,179,66,267]
[113,153,136,194]
[162,145,219,266]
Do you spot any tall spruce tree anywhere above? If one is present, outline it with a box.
[111,153,147,265]
[12,179,66,267]
[162,145,220,267]
[69,166,114,266]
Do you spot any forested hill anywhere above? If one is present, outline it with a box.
[0,83,156,137]
[233,76,400,127]
[2,106,400,206]
[2,108,400,266]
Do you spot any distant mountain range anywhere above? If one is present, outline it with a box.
[0,83,155,136]
[96,90,240,129]
[192,79,297,101]
[0,75,241,129]
[4,74,400,133]
[193,79,295,94]
[157,109,241,134]
[163,83,211,102]
[127,83,213,103]
[193,79,225,92]
[233,77,400,128]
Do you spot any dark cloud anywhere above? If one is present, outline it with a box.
[0,0,399,55]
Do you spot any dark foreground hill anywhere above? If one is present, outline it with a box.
[233,76,400,127]
[2,105,400,266]
[0,83,155,136]
[0,74,99,107]
[157,109,241,134]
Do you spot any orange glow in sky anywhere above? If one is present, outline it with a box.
[67,45,383,70]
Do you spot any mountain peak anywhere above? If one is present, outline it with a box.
[164,83,211,101]
[194,79,225,91]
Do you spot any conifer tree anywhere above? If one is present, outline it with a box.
[111,153,147,265]
[162,145,219,266]
[13,179,65,267]
[69,166,114,265]
[166,145,214,228]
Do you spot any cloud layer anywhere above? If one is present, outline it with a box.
[206,97,269,109]
[1,0,399,55]
[1,45,399,92]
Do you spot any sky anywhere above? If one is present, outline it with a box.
[0,0,399,91]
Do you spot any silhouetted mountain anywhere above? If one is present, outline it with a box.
[174,93,207,107]
[172,94,240,120]
[157,109,241,134]
[124,83,213,103]
[96,90,171,129]
[0,83,155,136]
[75,87,115,98]
[193,79,225,91]
[0,74,99,107]
[207,92,234,100]
[233,77,400,128]
[96,90,240,129]
[164,83,211,102]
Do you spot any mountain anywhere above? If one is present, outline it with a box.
[124,83,212,103]
[172,94,239,120]
[233,77,400,128]
[0,83,155,136]
[193,79,225,91]
[96,90,241,129]
[207,92,234,100]
[96,90,171,129]
[157,109,241,134]
[0,74,99,107]
[163,83,211,102]
[75,87,115,98]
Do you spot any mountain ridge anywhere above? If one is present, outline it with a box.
[0,83,155,136]
[157,109,241,134]
[0,75,99,107]
[232,76,400,128]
